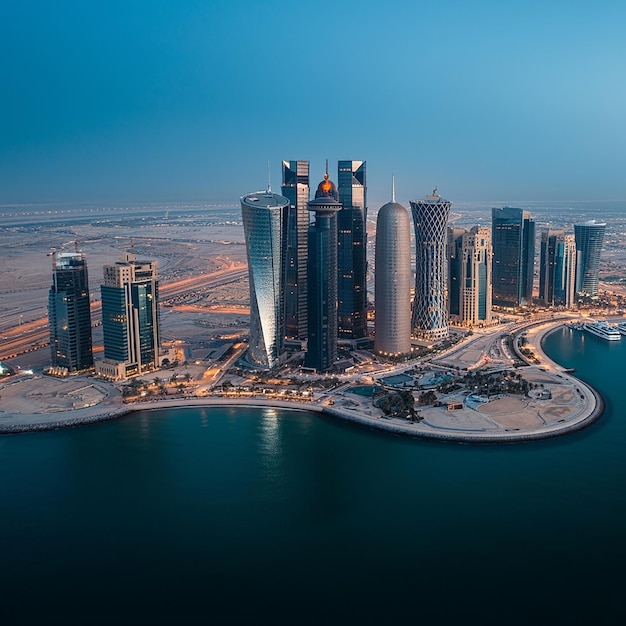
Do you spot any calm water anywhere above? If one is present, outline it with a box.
[2,327,626,624]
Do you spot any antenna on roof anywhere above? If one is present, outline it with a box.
[267,160,272,193]
[325,158,329,177]
[74,236,79,254]
[392,175,396,203]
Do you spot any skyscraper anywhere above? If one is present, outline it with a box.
[337,160,367,340]
[281,160,310,340]
[492,207,535,307]
[574,220,606,297]
[374,184,411,358]
[48,250,93,373]
[539,230,559,305]
[241,189,290,369]
[305,171,341,372]
[96,253,160,380]
[555,234,576,308]
[447,227,467,321]
[539,230,576,307]
[410,190,452,341]
[460,226,492,326]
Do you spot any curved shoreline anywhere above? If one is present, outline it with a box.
[0,321,605,442]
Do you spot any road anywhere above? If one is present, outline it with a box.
[0,264,248,361]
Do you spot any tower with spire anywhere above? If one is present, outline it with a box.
[374,177,411,357]
[305,167,341,372]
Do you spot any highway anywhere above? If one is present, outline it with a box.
[0,264,248,361]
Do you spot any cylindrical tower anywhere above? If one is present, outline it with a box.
[241,190,290,369]
[305,171,341,373]
[375,197,411,357]
[410,190,452,341]
[574,220,606,297]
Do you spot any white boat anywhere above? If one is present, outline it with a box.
[616,322,626,336]
[583,320,622,341]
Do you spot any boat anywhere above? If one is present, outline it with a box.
[582,320,622,341]
[616,322,626,336]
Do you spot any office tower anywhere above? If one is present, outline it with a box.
[282,160,310,340]
[491,207,535,307]
[374,185,411,357]
[48,250,93,373]
[410,189,452,341]
[305,171,341,372]
[555,234,576,308]
[574,220,606,297]
[539,230,576,307]
[460,226,492,326]
[337,160,367,340]
[97,253,160,379]
[539,230,559,305]
[447,227,467,320]
[241,190,290,369]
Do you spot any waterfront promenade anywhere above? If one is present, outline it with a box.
[0,320,603,441]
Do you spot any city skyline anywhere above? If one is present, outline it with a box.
[3,2,626,204]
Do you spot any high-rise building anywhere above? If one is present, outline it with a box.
[337,160,367,340]
[374,185,411,358]
[410,190,452,341]
[555,234,576,308]
[281,160,310,340]
[492,207,535,307]
[447,227,467,321]
[241,190,290,369]
[539,230,559,305]
[96,253,160,380]
[539,230,576,307]
[48,250,93,373]
[460,226,492,326]
[305,171,341,372]
[574,220,606,297]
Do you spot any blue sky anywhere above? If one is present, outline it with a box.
[2,0,626,205]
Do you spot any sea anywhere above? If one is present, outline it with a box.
[1,326,625,625]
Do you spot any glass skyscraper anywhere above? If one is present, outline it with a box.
[492,207,535,307]
[241,190,290,369]
[410,190,452,341]
[97,253,160,379]
[540,230,576,307]
[48,251,93,373]
[337,160,367,340]
[305,172,341,372]
[447,227,467,320]
[574,220,606,297]
[281,160,310,341]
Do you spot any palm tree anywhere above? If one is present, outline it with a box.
[184,372,192,383]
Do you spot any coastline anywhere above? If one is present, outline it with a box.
[0,320,605,442]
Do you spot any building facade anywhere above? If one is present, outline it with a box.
[492,207,535,307]
[447,227,467,320]
[281,160,310,340]
[374,194,411,357]
[459,226,492,326]
[410,190,452,341]
[241,190,290,369]
[305,172,341,372]
[539,231,576,307]
[337,160,367,340]
[48,251,93,373]
[574,220,606,297]
[97,253,160,379]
